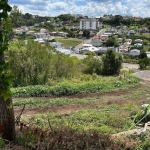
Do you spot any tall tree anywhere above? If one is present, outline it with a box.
[102,49,122,75]
[10,5,23,27]
[0,0,15,141]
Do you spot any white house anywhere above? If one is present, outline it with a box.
[135,39,143,43]
[80,18,102,30]
[134,43,142,48]
[80,46,99,53]
[130,49,140,56]
[146,52,150,58]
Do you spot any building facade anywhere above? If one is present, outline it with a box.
[80,18,101,30]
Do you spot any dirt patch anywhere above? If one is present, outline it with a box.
[14,104,84,116]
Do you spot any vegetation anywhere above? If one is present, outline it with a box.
[105,36,119,47]
[6,40,83,87]
[11,74,140,98]
[139,51,150,69]
[2,3,150,149]
[0,136,5,148]
[102,49,123,75]
[11,81,150,149]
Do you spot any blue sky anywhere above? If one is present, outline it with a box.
[9,0,150,17]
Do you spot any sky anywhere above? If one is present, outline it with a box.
[9,0,150,18]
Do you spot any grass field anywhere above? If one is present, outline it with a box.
[135,33,150,39]
[55,37,82,47]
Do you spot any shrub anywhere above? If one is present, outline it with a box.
[0,137,5,149]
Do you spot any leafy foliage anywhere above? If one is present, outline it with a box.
[0,136,5,148]
[11,75,139,98]
[83,55,102,75]
[105,36,119,47]
[0,0,13,100]
[102,49,123,75]
[6,40,82,87]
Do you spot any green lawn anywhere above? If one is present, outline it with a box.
[55,37,82,47]
[135,33,150,38]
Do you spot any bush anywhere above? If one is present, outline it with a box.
[139,58,150,70]
[83,55,102,75]
[0,137,5,149]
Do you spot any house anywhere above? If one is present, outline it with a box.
[117,38,123,43]
[134,16,142,21]
[78,31,83,35]
[58,32,68,37]
[100,35,108,42]
[14,28,24,35]
[95,47,116,55]
[130,49,140,56]
[105,28,117,34]
[34,38,45,44]
[50,32,57,36]
[117,26,128,35]
[119,45,129,53]
[14,26,28,35]
[27,30,35,35]
[124,39,132,43]
[135,39,143,43]
[146,52,150,58]
[134,43,142,48]
[80,46,99,53]
[80,18,102,30]
[56,47,72,55]
[40,28,47,33]
[49,42,62,48]
[81,44,93,48]
[35,32,51,41]
[127,30,136,36]
[91,35,102,47]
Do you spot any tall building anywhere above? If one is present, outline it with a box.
[80,18,102,30]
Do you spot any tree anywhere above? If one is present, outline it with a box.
[0,0,15,141]
[105,36,119,47]
[10,5,23,27]
[102,49,122,75]
[83,30,90,39]
[112,15,123,26]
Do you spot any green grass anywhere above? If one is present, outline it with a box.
[135,33,150,39]
[13,97,105,107]
[129,26,139,30]
[11,74,141,98]
[55,37,82,47]
[20,102,137,134]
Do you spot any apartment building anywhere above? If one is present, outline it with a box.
[80,18,102,30]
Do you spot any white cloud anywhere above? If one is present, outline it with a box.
[9,0,150,17]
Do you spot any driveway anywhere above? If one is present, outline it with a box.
[133,70,150,80]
